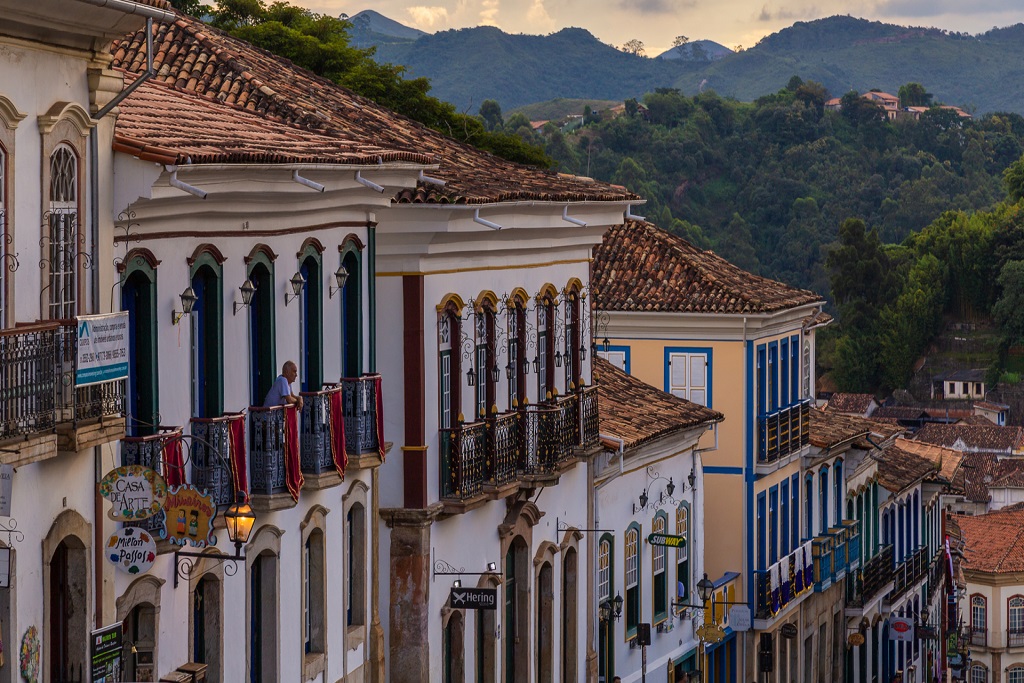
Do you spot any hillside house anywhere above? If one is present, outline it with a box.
[932,369,987,400]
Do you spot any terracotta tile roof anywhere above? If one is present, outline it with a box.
[809,409,871,450]
[825,393,876,415]
[991,459,1024,488]
[591,221,824,314]
[594,357,722,449]
[913,424,1024,454]
[895,438,964,485]
[958,507,1024,573]
[871,406,929,420]
[959,453,996,503]
[111,16,638,205]
[872,439,941,493]
[115,74,434,166]
[958,415,997,426]
[975,401,1010,412]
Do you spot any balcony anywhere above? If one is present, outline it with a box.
[970,628,987,648]
[331,375,382,467]
[1010,630,1024,649]
[888,546,929,602]
[439,385,599,509]
[249,406,289,505]
[189,414,242,508]
[754,541,814,623]
[846,545,895,612]
[299,385,343,488]
[757,399,811,467]
[0,321,125,463]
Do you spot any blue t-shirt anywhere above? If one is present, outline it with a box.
[263,375,293,407]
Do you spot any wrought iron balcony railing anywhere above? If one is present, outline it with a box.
[847,545,894,608]
[299,386,341,476]
[757,399,812,464]
[189,414,242,507]
[440,422,486,499]
[440,387,600,501]
[249,406,288,496]
[889,546,929,601]
[0,321,125,443]
[971,627,987,647]
[334,375,380,456]
[754,541,814,619]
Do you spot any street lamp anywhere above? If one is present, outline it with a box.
[284,271,305,306]
[233,278,256,315]
[328,264,349,299]
[171,287,198,325]
[174,497,257,587]
[599,593,624,622]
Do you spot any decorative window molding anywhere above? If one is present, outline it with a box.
[300,506,328,678]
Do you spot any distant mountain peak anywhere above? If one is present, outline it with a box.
[345,9,428,41]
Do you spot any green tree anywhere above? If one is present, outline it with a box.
[479,99,504,131]
[898,82,933,107]
[993,260,1024,345]
[622,39,645,56]
[1005,155,1024,203]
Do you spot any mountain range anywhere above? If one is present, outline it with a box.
[347,11,1024,115]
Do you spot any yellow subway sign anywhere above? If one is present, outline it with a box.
[647,533,686,548]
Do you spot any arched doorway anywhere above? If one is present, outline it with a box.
[192,573,222,682]
[444,610,465,683]
[536,562,553,683]
[562,547,578,683]
[122,265,158,435]
[48,538,88,681]
[124,602,156,681]
[250,550,278,682]
[504,537,529,683]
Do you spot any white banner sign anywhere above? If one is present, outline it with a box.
[76,312,129,386]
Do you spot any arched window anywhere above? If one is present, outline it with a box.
[970,664,988,683]
[303,529,325,655]
[298,246,323,392]
[504,537,529,683]
[346,503,366,628]
[833,460,843,524]
[652,512,667,621]
[48,144,79,319]
[506,292,527,409]
[438,300,462,428]
[339,242,362,377]
[563,284,581,391]
[597,534,614,682]
[971,594,986,642]
[474,299,496,419]
[562,547,578,683]
[625,524,640,637]
[1010,596,1024,646]
[819,466,829,534]
[1009,667,1024,683]
[536,289,557,401]
[676,503,690,608]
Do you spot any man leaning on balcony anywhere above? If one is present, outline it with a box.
[264,361,304,409]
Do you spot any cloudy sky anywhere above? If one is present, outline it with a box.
[305,0,1023,55]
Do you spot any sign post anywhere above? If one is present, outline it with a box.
[90,622,123,683]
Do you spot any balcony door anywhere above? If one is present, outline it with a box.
[299,252,323,392]
[192,574,222,681]
[340,247,361,378]
[190,258,223,418]
[123,266,158,435]
[248,259,276,407]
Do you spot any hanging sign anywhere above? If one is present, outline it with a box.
[729,605,752,632]
[99,465,167,522]
[848,633,866,647]
[889,616,914,642]
[449,587,498,610]
[161,485,217,548]
[695,623,725,643]
[0,464,13,517]
[90,622,123,683]
[75,312,129,386]
[647,533,686,548]
[105,527,156,575]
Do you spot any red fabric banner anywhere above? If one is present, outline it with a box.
[374,374,385,461]
[328,388,347,478]
[162,437,185,487]
[284,405,303,501]
[228,413,249,501]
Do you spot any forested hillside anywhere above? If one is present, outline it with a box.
[517,82,1024,298]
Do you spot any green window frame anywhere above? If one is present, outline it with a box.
[189,248,224,418]
[652,511,668,623]
[246,248,277,407]
[298,244,323,392]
